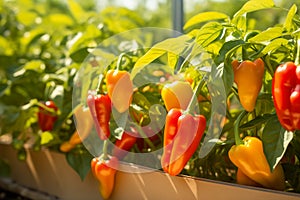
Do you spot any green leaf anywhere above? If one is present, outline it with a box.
[195,22,224,48]
[215,40,245,65]
[284,4,297,32]
[0,158,10,177]
[66,150,93,180]
[22,60,45,73]
[248,27,283,44]
[232,14,247,32]
[233,0,275,18]
[184,11,228,31]
[167,52,178,69]
[16,10,38,26]
[40,131,54,145]
[44,13,74,27]
[261,38,289,54]
[212,62,234,96]
[131,35,191,79]
[0,36,14,56]
[240,113,274,130]
[67,0,86,22]
[49,85,64,109]
[262,116,294,171]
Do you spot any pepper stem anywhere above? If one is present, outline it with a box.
[185,75,206,115]
[116,53,131,71]
[234,110,248,145]
[96,74,104,94]
[295,37,300,65]
[102,139,109,160]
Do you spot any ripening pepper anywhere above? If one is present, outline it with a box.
[161,108,206,176]
[228,136,285,190]
[91,156,119,199]
[87,91,111,140]
[232,58,264,112]
[112,131,137,159]
[272,62,300,131]
[106,69,134,113]
[38,100,58,131]
[161,81,193,111]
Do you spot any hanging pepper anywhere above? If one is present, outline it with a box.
[105,69,133,113]
[38,100,58,131]
[272,62,300,131]
[232,58,264,112]
[112,131,137,159]
[87,91,112,140]
[161,80,193,111]
[161,108,206,176]
[91,156,119,199]
[228,111,285,191]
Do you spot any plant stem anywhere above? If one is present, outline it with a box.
[185,75,206,115]
[234,110,248,146]
[131,122,156,150]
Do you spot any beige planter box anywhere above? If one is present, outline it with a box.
[0,144,299,200]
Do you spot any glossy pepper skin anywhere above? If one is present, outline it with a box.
[232,58,264,112]
[236,168,261,187]
[228,136,285,190]
[272,62,300,131]
[91,156,119,199]
[112,131,137,159]
[161,108,206,176]
[161,81,193,111]
[105,69,134,113]
[38,101,58,131]
[87,91,112,140]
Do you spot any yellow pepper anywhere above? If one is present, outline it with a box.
[229,136,285,190]
[161,80,193,111]
[232,58,264,112]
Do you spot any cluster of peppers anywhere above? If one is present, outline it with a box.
[228,58,300,190]
[161,80,207,176]
[87,65,136,199]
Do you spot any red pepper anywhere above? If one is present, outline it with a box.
[112,131,137,159]
[272,62,300,131]
[87,91,112,140]
[91,156,119,199]
[38,100,58,131]
[161,108,206,176]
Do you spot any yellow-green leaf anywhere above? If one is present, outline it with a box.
[40,131,54,145]
[262,38,289,54]
[284,4,297,32]
[167,52,178,69]
[131,35,191,79]
[67,0,85,22]
[184,11,228,31]
[195,22,224,47]
[248,27,283,43]
[234,0,275,18]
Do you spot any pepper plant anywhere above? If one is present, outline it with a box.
[1,0,300,197]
